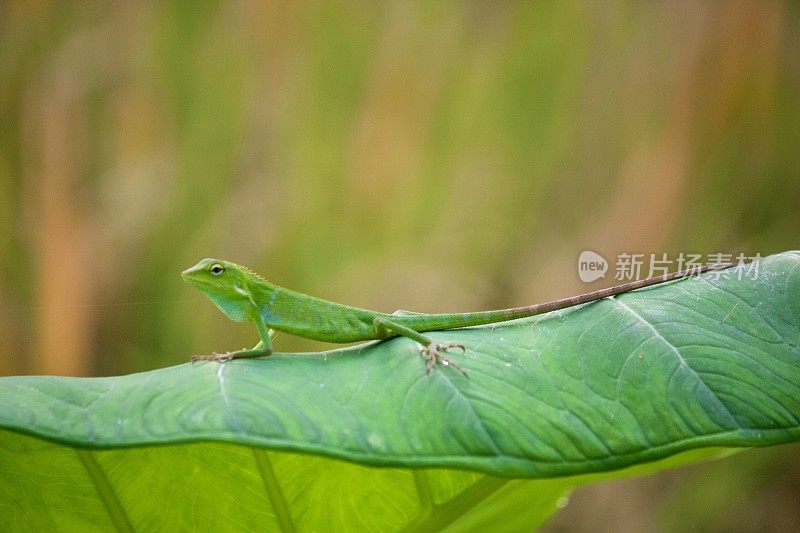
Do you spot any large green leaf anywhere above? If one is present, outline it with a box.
[1,251,798,531]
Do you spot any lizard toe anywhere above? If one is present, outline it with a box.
[420,342,469,378]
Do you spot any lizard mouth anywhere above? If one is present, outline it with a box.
[180,268,208,287]
[181,263,206,280]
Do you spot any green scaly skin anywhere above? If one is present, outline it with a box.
[182,258,734,377]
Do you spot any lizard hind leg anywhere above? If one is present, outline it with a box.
[372,316,468,378]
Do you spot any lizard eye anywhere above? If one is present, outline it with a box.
[209,264,225,276]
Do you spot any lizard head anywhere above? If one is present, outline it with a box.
[181,258,261,322]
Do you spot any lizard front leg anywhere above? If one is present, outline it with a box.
[191,315,275,363]
[372,317,467,377]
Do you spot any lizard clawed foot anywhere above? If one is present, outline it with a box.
[190,352,235,364]
[421,342,468,378]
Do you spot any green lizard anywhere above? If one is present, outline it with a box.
[182,258,734,376]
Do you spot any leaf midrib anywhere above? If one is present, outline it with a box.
[76,449,133,533]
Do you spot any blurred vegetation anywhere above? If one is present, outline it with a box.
[0,1,798,530]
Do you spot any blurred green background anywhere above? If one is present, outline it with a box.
[1,1,798,530]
